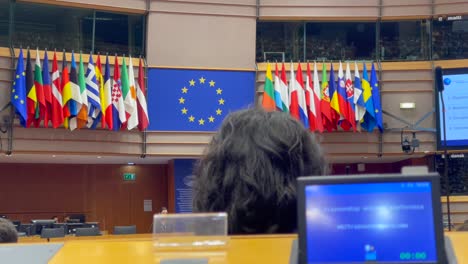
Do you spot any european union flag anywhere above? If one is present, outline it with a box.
[148,68,255,131]
[11,49,27,127]
[370,63,383,132]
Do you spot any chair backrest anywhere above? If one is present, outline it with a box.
[40,228,65,239]
[113,225,137,235]
[75,227,100,237]
[19,223,32,236]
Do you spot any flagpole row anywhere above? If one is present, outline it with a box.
[8,47,149,131]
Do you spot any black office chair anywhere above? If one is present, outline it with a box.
[41,228,65,242]
[18,224,32,236]
[75,227,100,237]
[113,225,137,235]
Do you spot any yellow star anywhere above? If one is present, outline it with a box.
[12,88,15,92]
[181,107,188,114]
[209,80,215,87]
[216,88,222,95]
[188,115,195,122]
[181,87,188,93]
[179,97,185,104]
[208,116,215,123]
[199,77,206,84]
[20,100,24,104]
[216,108,222,115]
[375,109,379,113]
[218,98,225,105]
[198,118,205,125]
[189,79,195,86]
[16,75,19,79]
[22,72,25,76]
[14,95,18,99]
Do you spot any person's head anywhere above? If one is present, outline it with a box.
[0,218,18,243]
[192,108,327,234]
[52,216,58,223]
[161,207,168,214]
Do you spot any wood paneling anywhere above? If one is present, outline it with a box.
[0,163,168,234]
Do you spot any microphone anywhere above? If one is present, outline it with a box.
[435,66,444,92]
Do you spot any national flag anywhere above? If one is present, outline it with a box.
[313,62,324,132]
[11,48,27,127]
[295,63,309,128]
[320,63,334,131]
[262,63,276,111]
[273,63,283,111]
[353,62,365,124]
[26,49,38,128]
[136,57,149,131]
[371,63,383,132]
[61,52,71,128]
[51,51,64,128]
[86,54,101,129]
[361,63,376,132]
[279,63,289,112]
[42,50,53,127]
[329,64,341,127]
[289,63,300,120]
[125,56,139,130]
[104,55,114,130]
[75,52,89,129]
[305,63,317,131]
[96,55,106,129]
[337,62,352,131]
[112,56,126,131]
[34,48,46,127]
[121,57,132,129]
[65,51,83,130]
[345,62,356,132]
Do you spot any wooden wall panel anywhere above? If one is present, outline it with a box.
[0,163,168,234]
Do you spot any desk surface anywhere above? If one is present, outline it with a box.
[44,232,468,264]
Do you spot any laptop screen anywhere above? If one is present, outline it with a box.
[301,177,442,264]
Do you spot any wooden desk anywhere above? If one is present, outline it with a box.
[43,232,468,263]
[48,234,296,264]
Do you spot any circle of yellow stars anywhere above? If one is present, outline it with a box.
[12,72,26,105]
[178,76,224,126]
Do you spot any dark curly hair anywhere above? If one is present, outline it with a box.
[192,108,327,234]
[0,218,18,243]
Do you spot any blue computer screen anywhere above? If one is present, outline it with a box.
[305,182,437,263]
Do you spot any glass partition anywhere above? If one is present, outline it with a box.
[380,20,430,61]
[6,2,145,55]
[305,22,376,61]
[256,22,304,62]
[12,2,93,51]
[433,18,468,60]
[0,0,9,47]
[94,12,144,56]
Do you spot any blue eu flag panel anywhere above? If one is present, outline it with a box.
[147,68,255,131]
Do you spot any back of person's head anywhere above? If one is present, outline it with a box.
[192,108,327,234]
[0,218,18,243]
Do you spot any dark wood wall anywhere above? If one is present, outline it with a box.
[0,163,168,233]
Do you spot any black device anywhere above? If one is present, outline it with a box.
[297,173,449,264]
[30,220,56,236]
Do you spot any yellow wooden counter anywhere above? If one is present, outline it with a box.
[47,234,295,264]
[41,232,468,264]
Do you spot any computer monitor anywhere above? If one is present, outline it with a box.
[31,220,56,236]
[297,173,447,264]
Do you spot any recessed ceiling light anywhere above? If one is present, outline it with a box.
[97,156,102,159]
[52,155,56,158]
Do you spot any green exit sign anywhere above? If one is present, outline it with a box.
[123,173,136,181]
